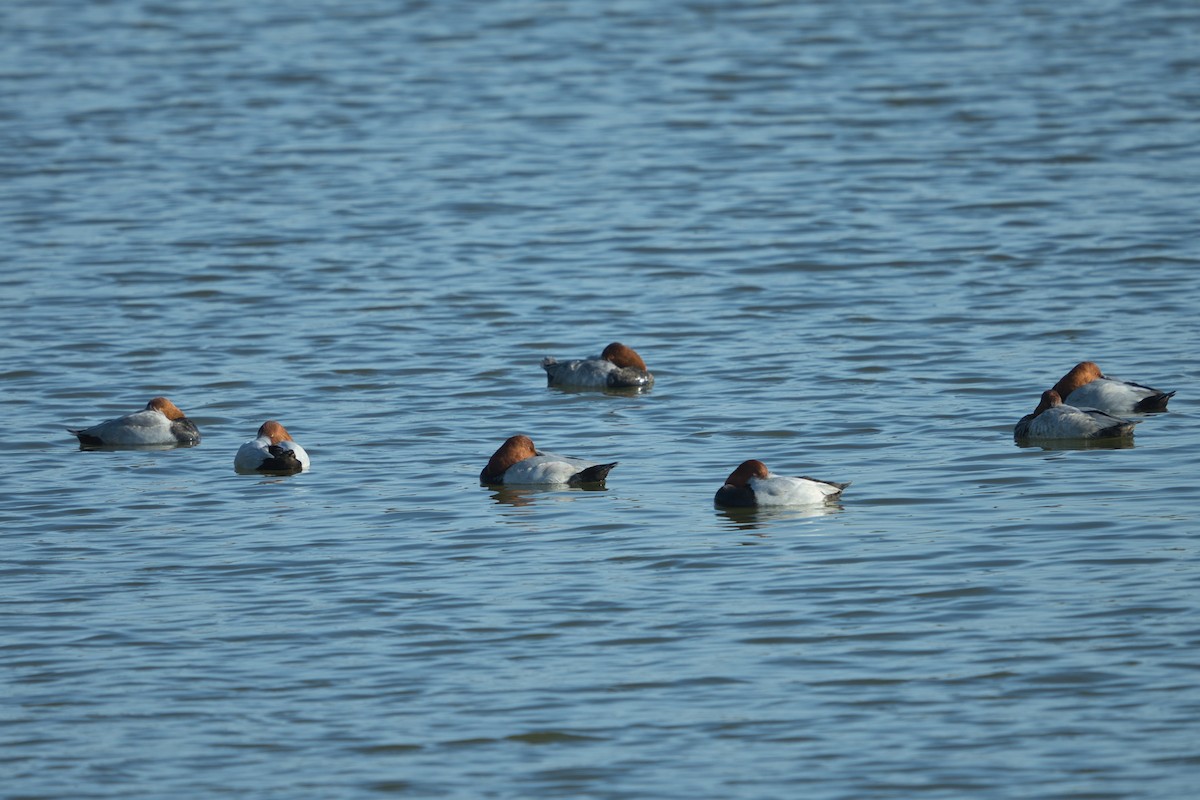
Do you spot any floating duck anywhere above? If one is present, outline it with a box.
[481,435,617,485]
[715,459,849,507]
[1051,361,1174,414]
[234,420,310,474]
[68,397,200,447]
[541,342,654,389]
[1014,389,1138,440]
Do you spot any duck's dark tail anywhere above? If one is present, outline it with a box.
[260,446,304,474]
[67,428,102,446]
[1096,421,1138,439]
[541,357,560,385]
[801,477,851,499]
[825,480,852,499]
[571,462,617,484]
[1134,390,1175,413]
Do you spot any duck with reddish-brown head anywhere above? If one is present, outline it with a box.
[1050,361,1174,414]
[481,435,617,485]
[541,342,654,389]
[1014,389,1137,441]
[715,459,849,508]
[235,420,310,474]
[68,396,200,447]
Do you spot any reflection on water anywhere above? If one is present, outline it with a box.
[545,384,654,398]
[1014,437,1137,452]
[488,484,610,508]
[714,502,844,531]
[75,441,198,452]
[234,469,308,480]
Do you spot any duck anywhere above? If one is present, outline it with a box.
[68,396,200,447]
[480,435,617,485]
[1014,389,1138,440]
[715,459,849,508]
[541,342,654,389]
[1051,361,1174,414]
[234,420,310,474]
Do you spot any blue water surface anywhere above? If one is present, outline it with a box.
[2,1,1198,798]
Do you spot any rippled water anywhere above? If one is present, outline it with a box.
[3,1,1199,797]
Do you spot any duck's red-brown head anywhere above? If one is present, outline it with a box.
[484,435,537,480]
[1032,389,1064,418]
[146,397,187,420]
[257,420,293,444]
[1051,361,1102,399]
[723,459,770,488]
[601,342,648,372]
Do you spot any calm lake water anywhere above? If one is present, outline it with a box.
[3,1,1199,797]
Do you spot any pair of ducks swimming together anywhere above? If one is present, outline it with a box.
[68,400,309,475]
[68,347,1174,508]
[1013,361,1175,440]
